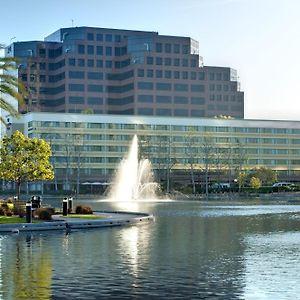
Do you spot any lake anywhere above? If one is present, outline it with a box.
[1,198,300,299]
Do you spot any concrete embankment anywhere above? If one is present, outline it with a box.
[0,211,154,233]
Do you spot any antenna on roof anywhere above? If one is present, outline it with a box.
[71,19,74,27]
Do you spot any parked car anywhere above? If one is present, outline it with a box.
[272,182,295,191]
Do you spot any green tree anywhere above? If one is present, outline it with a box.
[237,171,247,193]
[250,176,261,190]
[250,167,277,185]
[0,44,26,123]
[0,131,54,199]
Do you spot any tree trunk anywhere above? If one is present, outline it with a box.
[190,163,196,194]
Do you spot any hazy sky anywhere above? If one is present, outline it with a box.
[1,0,299,120]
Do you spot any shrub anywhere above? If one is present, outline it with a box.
[0,207,6,216]
[6,209,13,216]
[13,207,26,218]
[34,208,54,221]
[75,205,93,214]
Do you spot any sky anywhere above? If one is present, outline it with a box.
[1,0,299,121]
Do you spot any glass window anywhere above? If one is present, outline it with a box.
[182,71,188,79]
[174,96,188,104]
[87,33,94,41]
[164,70,171,78]
[146,57,154,65]
[182,59,188,67]
[182,45,189,54]
[174,58,180,66]
[87,59,94,67]
[198,72,205,80]
[87,45,94,55]
[138,82,153,90]
[87,72,103,80]
[138,95,153,102]
[223,85,229,91]
[69,71,84,79]
[191,110,204,117]
[216,73,222,80]
[156,43,162,53]
[191,97,205,104]
[174,44,180,53]
[147,69,154,77]
[78,45,85,54]
[157,108,172,116]
[115,35,121,42]
[69,96,84,104]
[156,57,162,65]
[156,83,171,90]
[156,95,171,103]
[96,33,103,41]
[191,72,197,80]
[174,109,188,116]
[88,85,103,92]
[164,57,171,66]
[105,60,112,68]
[191,84,205,92]
[106,47,112,56]
[210,73,215,80]
[174,71,180,79]
[96,60,103,68]
[174,84,188,91]
[210,94,215,101]
[69,84,85,92]
[96,46,103,55]
[156,70,162,78]
[69,58,75,66]
[78,59,85,67]
[191,59,197,67]
[138,69,144,77]
[165,43,171,53]
[210,84,215,91]
[105,34,113,42]
[138,108,153,115]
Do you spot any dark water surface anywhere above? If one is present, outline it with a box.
[1,199,300,299]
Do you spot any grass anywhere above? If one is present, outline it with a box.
[63,214,106,219]
[0,216,42,224]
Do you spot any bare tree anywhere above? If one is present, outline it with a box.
[185,133,198,194]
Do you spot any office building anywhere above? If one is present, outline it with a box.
[6,27,244,118]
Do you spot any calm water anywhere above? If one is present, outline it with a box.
[1,199,300,299]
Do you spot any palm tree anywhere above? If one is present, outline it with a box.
[0,44,26,124]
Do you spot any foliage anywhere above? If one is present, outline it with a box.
[0,130,54,198]
[34,208,54,221]
[249,167,277,185]
[237,172,247,189]
[0,44,26,123]
[75,205,93,214]
[250,177,262,190]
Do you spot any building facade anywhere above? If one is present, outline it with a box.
[6,27,244,118]
[9,112,300,192]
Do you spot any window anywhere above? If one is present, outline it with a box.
[106,47,112,56]
[115,35,121,42]
[147,69,154,77]
[138,108,153,115]
[216,95,222,101]
[223,85,229,91]
[87,33,94,41]
[210,84,215,91]
[182,71,188,79]
[191,59,197,67]
[156,57,162,65]
[105,34,113,42]
[73,59,83,68]
[182,59,188,67]
[191,84,205,92]
[146,57,154,65]
[164,57,171,66]
[69,84,85,92]
[40,62,46,70]
[156,95,171,103]
[216,73,222,80]
[191,72,197,80]
[96,33,103,41]
[105,60,112,68]
[198,72,205,80]
[88,84,103,92]
[165,43,171,53]
[138,95,153,102]
[88,97,103,104]
[174,96,188,104]
[210,94,215,101]
[138,69,144,77]
[156,43,162,52]
[87,59,94,67]
[138,82,153,90]
[157,108,171,116]
[191,97,205,104]
[174,44,180,53]
[87,45,94,55]
[174,71,180,79]
[156,70,163,78]
[174,109,188,116]
[182,45,189,54]
[156,83,171,90]
[69,71,84,79]
[164,70,171,78]
[210,73,215,80]
[174,84,188,91]
[191,110,204,117]
[88,72,103,80]
[96,60,103,68]
[96,46,103,55]
[78,45,85,54]
[69,96,84,104]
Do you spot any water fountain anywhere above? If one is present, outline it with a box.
[108,135,158,201]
